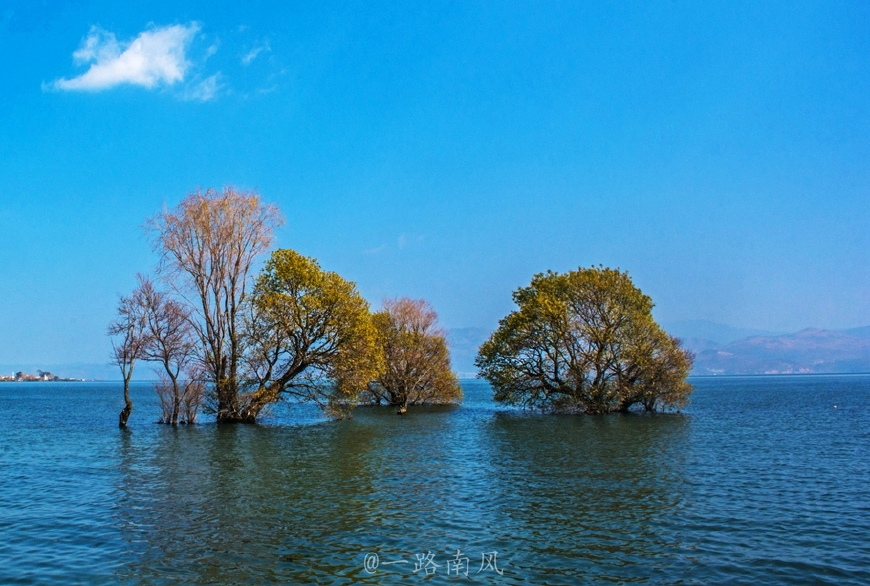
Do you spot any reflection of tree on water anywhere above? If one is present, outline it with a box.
[481,411,693,583]
[114,425,208,582]
[112,399,696,584]
[353,404,465,545]
[113,415,422,584]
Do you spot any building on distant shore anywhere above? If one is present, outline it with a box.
[0,371,82,382]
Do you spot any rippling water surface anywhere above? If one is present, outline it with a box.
[0,376,868,584]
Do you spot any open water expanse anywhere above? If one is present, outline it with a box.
[0,376,868,585]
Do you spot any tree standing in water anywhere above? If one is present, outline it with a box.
[148,187,283,423]
[108,283,148,428]
[366,297,461,413]
[137,276,201,424]
[476,266,693,414]
[240,249,384,421]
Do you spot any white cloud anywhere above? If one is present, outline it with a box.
[205,42,220,60]
[52,23,200,91]
[241,42,270,65]
[183,74,222,102]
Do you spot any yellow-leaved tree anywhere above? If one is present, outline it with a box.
[365,298,462,413]
[240,249,384,421]
[476,266,693,414]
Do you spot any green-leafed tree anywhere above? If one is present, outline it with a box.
[476,266,693,414]
[238,249,384,421]
[366,298,462,413]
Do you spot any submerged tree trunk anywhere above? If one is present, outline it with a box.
[173,392,180,424]
[396,389,410,414]
[215,358,242,423]
[119,400,132,427]
[119,379,133,428]
[170,373,180,425]
[221,384,279,424]
[118,362,137,428]
[119,406,132,427]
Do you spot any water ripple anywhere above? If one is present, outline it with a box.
[0,376,868,584]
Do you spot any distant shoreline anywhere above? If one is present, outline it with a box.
[0,370,89,383]
[0,378,90,383]
[1,372,868,385]
[688,371,870,378]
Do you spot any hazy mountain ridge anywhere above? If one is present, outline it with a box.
[450,321,870,377]
[661,319,784,344]
[843,325,870,339]
[4,323,868,380]
[681,328,870,375]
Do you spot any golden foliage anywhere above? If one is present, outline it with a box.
[366,298,462,410]
[241,249,384,420]
[476,266,693,414]
[147,187,283,421]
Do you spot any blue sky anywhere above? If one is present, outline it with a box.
[1,1,868,365]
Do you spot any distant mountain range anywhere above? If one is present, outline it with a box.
[4,322,869,381]
[668,323,870,375]
[842,325,870,339]
[660,319,785,344]
[447,321,870,377]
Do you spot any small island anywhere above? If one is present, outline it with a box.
[0,370,85,382]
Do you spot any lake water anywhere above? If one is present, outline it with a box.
[0,376,868,584]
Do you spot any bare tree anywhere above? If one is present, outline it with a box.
[137,276,200,424]
[153,372,205,424]
[179,368,205,424]
[108,284,148,428]
[367,298,462,413]
[148,187,283,422]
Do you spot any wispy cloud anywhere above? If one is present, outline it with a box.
[183,74,222,102]
[51,23,200,91]
[363,244,388,255]
[241,41,270,65]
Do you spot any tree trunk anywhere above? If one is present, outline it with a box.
[216,356,232,422]
[221,385,278,423]
[171,375,180,425]
[119,380,133,428]
[396,397,409,415]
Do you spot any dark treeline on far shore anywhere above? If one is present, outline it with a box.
[109,187,693,428]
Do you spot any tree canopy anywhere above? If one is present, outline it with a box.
[148,187,283,422]
[366,298,462,412]
[239,249,384,421]
[475,267,693,414]
[111,187,693,425]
